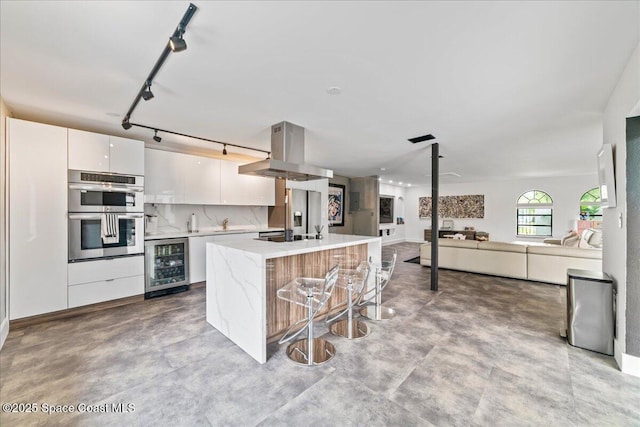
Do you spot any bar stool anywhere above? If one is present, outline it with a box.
[327,257,371,339]
[359,248,398,321]
[277,264,340,366]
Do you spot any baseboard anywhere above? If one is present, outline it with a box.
[0,316,9,350]
[621,352,640,378]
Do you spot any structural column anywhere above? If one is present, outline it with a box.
[431,143,439,291]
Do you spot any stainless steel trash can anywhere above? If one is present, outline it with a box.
[566,269,614,355]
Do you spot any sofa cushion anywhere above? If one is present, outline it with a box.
[478,241,527,253]
[439,239,479,249]
[527,245,602,259]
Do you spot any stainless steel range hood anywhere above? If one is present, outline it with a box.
[238,121,333,181]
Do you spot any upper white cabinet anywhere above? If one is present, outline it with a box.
[109,136,145,175]
[145,149,186,204]
[145,149,273,206]
[220,160,275,206]
[183,154,221,205]
[68,129,144,175]
[8,118,68,319]
[68,129,109,171]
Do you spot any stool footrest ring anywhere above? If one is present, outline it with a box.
[286,338,336,366]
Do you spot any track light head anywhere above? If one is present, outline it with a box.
[222,145,227,155]
[121,117,132,130]
[169,29,187,52]
[153,130,161,143]
[142,81,154,101]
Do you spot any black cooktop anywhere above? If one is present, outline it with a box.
[255,236,287,242]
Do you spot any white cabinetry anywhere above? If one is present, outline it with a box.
[183,154,221,204]
[109,136,145,175]
[188,233,259,283]
[68,129,143,175]
[8,119,68,320]
[68,129,109,172]
[68,256,144,307]
[220,160,275,206]
[145,149,186,204]
[145,149,273,206]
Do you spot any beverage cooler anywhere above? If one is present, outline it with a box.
[144,238,190,298]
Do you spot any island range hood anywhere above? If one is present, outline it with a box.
[238,121,333,181]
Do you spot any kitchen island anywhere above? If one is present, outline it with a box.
[206,234,381,363]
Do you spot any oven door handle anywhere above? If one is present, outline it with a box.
[68,183,143,193]
[68,213,144,220]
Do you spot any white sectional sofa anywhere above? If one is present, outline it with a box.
[419,240,602,285]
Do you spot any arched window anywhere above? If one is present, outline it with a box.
[517,190,553,237]
[580,187,602,220]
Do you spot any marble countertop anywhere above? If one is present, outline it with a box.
[144,227,284,241]
[206,233,381,259]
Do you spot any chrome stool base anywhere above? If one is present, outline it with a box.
[329,319,370,339]
[286,338,336,366]
[359,305,396,321]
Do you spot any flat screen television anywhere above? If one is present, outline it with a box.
[597,144,616,208]
[379,196,394,224]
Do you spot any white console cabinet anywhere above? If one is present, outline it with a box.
[68,129,144,175]
[8,118,68,319]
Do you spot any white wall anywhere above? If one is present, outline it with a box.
[602,40,640,374]
[379,183,407,245]
[404,175,598,244]
[0,98,11,349]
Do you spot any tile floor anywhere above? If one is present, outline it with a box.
[1,242,638,426]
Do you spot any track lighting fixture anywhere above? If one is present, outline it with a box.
[128,122,270,158]
[120,3,197,128]
[142,81,154,101]
[169,28,187,52]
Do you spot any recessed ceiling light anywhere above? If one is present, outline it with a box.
[389,180,393,183]
[408,184,412,187]
[380,167,386,171]
[378,177,382,181]
[399,182,403,185]
[326,86,342,95]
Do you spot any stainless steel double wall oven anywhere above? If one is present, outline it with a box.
[68,170,144,262]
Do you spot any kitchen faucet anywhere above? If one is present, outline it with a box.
[222,218,229,231]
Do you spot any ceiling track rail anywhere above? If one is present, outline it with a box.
[121,3,198,129]
[128,122,271,157]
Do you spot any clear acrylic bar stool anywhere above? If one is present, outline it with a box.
[327,256,371,339]
[276,264,340,366]
[359,248,398,321]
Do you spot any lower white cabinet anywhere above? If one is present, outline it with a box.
[68,276,143,308]
[189,233,259,283]
[68,256,144,308]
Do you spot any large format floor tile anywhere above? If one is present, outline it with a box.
[1,242,638,426]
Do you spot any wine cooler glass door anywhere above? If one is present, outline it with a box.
[145,238,190,293]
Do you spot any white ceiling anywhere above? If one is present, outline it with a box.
[1,1,638,186]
